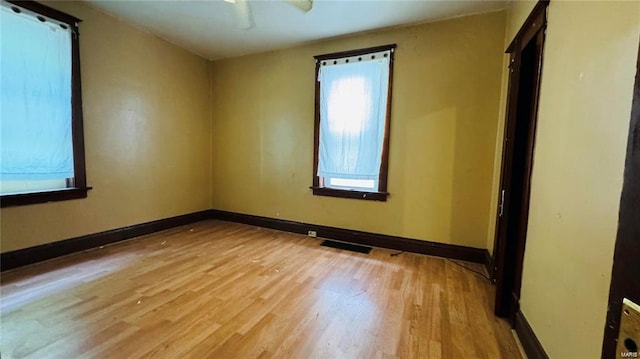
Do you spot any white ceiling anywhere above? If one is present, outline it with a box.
[83,0,507,61]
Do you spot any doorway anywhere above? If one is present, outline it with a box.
[601,40,640,359]
[492,0,549,321]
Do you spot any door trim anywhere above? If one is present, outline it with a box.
[492,0,549,320]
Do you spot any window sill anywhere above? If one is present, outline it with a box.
[310,186,388,201]
[1,187,92,208]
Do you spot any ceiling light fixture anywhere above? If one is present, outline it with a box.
[225,0,313,30]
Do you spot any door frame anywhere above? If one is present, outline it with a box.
[492,0,549,320]
[601,40,640,359]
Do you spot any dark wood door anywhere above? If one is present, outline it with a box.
[492,1,548,320]
[601,41,640,359]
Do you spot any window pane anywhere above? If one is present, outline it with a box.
[0,6,74,182]
[327,177,376,190]
[0,179,67,195]
[317,58,390,181]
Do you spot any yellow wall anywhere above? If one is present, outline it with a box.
[210,11,506,248]
[0,1,212,252]
[503,1,640,357]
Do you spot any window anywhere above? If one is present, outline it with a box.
[311,44,395,201]
[1,1,89,207]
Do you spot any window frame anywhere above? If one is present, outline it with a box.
[1,0,90,208]
[310,44,396,202]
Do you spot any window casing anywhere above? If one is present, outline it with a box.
[311,44,395,201]
[0,0,89,207]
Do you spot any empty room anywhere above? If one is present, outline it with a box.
[1,0,639,358]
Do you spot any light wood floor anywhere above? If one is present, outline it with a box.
[1,220,522,359]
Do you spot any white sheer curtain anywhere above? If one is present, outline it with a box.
[317,55,390,181]
[0,5,74,180]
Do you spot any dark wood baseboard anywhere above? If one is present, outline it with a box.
[514,310,549,359]
[0,210,211,271]
[210,210,488,263]
[2,209,492,272]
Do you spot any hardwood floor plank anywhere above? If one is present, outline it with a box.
[0,220,522,359]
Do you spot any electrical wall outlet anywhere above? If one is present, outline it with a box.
[307,230,317,237]
[617,298,640,358]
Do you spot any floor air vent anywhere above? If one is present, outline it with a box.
[320,240,372,254]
